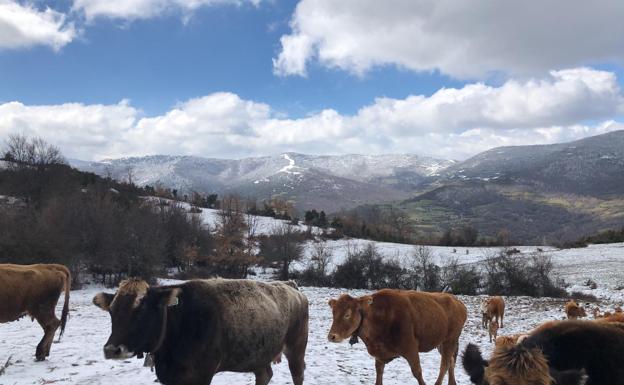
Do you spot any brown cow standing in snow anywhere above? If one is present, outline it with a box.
[564,299,587,320]
[481,296,505,329]
[328,289,467,385]
[0,264,71,361]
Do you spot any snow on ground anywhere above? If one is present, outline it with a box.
[278,154,302,175]
[3,241,624,385]
[295,240,624,303]
[0,285,592,385]
[145,197,321,236]
[3,199,624,384]
[293,239,554,272]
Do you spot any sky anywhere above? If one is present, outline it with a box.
[1,0,624,161]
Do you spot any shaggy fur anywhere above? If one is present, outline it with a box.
[464,321,624,385]
[328,289,467,385]
[0,263,71,361]
[94,278,309,385]
[463,343,585,385]
[494,334,528,348]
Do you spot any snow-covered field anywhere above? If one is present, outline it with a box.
[3,201,624,384]
[2,242,624,385]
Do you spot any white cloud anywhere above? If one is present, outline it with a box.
[1,68,623,160]
[274,0,624,79]
[0,100,138,159]
[0,0,77,50]
[72,0,261,22]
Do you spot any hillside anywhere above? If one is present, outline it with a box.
[69,131,624,243]
[441,130,624,196]
[365,131,624,244]
[70,153,453,212]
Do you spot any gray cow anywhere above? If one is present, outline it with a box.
[93,278,309,385]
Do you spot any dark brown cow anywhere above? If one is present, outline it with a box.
[93,278,308,385]
[464,320,624,385]
[328,289,467,385]
[0,263,71,361]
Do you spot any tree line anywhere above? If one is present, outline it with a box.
[0,135,310,285]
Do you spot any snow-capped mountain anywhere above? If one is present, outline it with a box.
[440,130,624,196]
[70,153,453,212]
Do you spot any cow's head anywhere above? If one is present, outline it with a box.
[93,278,180,359]
[327,294,371,343]
[462,343,584,385]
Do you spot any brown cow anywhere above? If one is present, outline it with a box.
[0,263,71,361]
[594,312,624,323]
[480,296,504,329]
[488,319,499,343]
[564,300,586,320]
[328,289,467,385]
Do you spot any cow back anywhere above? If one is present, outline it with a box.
[160,279,308,374]
[363,289,467,352]
[0,264,67,323]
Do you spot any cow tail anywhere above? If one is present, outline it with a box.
[58,267,71,340]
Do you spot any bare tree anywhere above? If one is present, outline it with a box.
[125,166,135,185]
[245,210,260,259]
[309,241,333,277]
[410,245,441,291]
[212,195,252,278]
[260,223,304,280]
[4,134,64,169]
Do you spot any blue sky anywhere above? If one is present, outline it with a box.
[0,0,463,117]
[1,0,624,160]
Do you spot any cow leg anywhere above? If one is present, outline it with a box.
[500,313,504,328]
[374,359,385,385]
[34,314,60,361]
[285,317,308,385]
[446,341,460,385]
[285,350,305,385]
[404,350,427,385]
[433,342,454,385]
[254,364,273,385]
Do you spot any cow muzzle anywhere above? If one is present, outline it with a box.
[104,344,134,359]
[328,333,343,343]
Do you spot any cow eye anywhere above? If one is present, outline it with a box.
[344,313,350,319]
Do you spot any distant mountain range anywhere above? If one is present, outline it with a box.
[393,130,624,243]
[70,153,453,212]
[70,130,624,243]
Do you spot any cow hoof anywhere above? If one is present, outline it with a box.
[35,356,45,362]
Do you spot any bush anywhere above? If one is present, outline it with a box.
[292,241,333,286]
[258,224,306,280]
[484,251,566,297]
[408,246,441,291]
[331,244,412,290]
[441,258,481,295]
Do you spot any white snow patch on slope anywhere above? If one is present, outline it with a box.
[278,154,302,175]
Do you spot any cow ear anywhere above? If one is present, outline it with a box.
[328,299,337,308]
[93,292,115,311]
[158,288,181,307]
[359,296,373,307]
